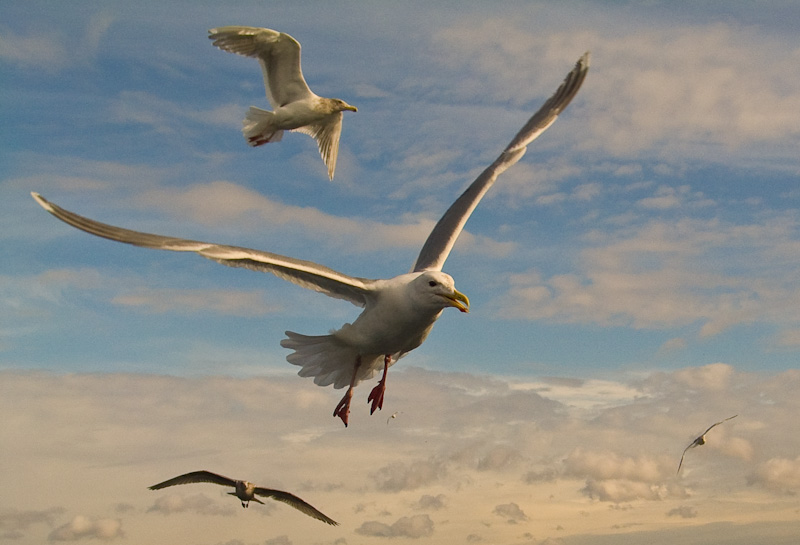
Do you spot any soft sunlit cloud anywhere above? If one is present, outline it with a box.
[496,214,800,339]
[48,515,123,542]
[748,456,800,493]
[3,362,798,543]
[127,181,516,259]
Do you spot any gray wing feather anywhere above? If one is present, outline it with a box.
[293,114,343,181]
[209,26,313,107]
[32,193,375,307]
[149,470,235,490]
[411,51,590,273]
[254,487,339,525]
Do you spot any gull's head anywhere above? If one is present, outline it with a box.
[332,98,358,113]
[414,271,469,313]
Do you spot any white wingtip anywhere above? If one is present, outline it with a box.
[31,192,53,212]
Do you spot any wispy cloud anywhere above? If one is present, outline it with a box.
[111,287,279,316]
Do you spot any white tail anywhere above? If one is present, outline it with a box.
[242,106,284,147]
[281,331,383,389]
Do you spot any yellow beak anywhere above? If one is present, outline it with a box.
[446,289,470,313]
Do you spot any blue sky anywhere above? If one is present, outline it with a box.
[2,2,800,544]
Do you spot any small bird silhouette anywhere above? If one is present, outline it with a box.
[148,470,337,524]
[677,415,738,474]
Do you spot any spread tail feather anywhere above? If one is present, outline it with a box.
[242,106,283,147]
[281,331,381,389]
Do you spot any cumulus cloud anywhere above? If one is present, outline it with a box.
[355,515,434,538]
[476,445,524,471]
[371,459,447,492]
[563,449,667,482]
[264,536,292,545]
[146,494,236,517]
[413,494,446,511]
[748,456,800,493]
[667,505,697,518]
[673,363,734,392]
[2,363,799,544]
[48,516,123,541]
[493,503,528,523]
[581,479,673,503]
[0,507,65,536]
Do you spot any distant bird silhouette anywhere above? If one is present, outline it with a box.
[148,470,337,525]
[386,411,402,424]
[677,415,738,474]
[209,25,357,180]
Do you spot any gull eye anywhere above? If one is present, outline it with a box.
[428,280,437,287]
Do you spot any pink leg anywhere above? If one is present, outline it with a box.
[368,355,392,415]
[333,357,361,427]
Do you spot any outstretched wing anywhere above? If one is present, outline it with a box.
[294,113,344,181]
[32,193,375,307]
[149,470,235,490]
[676,445,692,475]
[411,51,590,273]
[254,487,338,525]
[702,414,738,436]
[209,26,313,107]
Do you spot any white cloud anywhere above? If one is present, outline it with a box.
[371,459,447,492]
[496,214,800,338]
[433,16,800,169]
[2,363,799,543]
[564,449,668,482]
[580,479,675,503]
[748,456,800,493]
[48,516,123,541]
[128,180,514,260]
[672,363,734,392]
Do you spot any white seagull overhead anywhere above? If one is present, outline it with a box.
[209,25,358,180]
[32,51,589,427]
[148,470,337,524]
[677,414,738,474]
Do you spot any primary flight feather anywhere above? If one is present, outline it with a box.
[32,51,588,427]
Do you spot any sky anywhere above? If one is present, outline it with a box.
[2,1,800,544]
